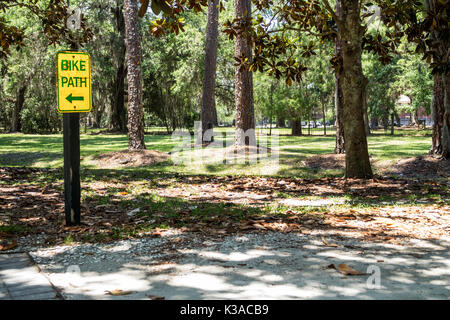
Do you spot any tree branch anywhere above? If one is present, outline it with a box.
[322,0,340,25]
[267,26,336,38]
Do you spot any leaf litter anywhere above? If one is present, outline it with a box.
[0,167,448,251]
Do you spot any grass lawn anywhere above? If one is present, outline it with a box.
[0,127,433,178]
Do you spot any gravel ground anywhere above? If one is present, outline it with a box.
[28,230,450,300]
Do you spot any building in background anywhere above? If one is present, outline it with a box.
[396,94,432,126]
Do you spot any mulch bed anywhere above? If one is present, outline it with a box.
[383,155,450,179]
[91,149,169,168]
[302,153,449,179]
[302,154,345,170]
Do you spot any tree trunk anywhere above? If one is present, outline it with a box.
[110,0,127,133]
[430,72,445,155]
[395,113,400,127]
[307,111,311,135]
[124,0,145,150]
[334,0,345,153]
[364,104,370,135]
[234,0,255,146]
[370,116,378,129]
[411,109,418,126]
[111,60,127,132]
[339,0,373,178]
[276,117,285,128]
[93,108,103,128]
[269,115,272,136]
[10,84,27,132]
[322,100,327,136]
[391,113,395,135]
[200,0,219,143]
[269,81,274,136]
[362,76,370,135]
[382,113,389,131]
[415,110,420,128]
[213,105,218,126]
[426,0,449,159]
[291,119,302,136]
[334,83,345,152]
[442,73,450,158]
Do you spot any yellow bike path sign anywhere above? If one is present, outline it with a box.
[57,51,92,113]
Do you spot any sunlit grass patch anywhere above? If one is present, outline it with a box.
[0,129,433,178]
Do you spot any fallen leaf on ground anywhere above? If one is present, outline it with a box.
[374,217,395,226]
[105,289,134,296]
[0,241,17,251]
[252,223,267,230]
[336,263,366,275]
[238,222,254,230]
[150,232,162,238]
[321,237,339,247]
[208,228,227,235]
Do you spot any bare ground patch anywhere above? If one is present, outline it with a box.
[184,144,273,157]
[91,149,169,168]
[377,155,450,179]
[302,153,450,180]
[302,154,345,170]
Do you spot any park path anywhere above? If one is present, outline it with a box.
[0,253,61,300]
[28,233,450,300]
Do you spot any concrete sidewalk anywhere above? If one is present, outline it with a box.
[0,253,61,300]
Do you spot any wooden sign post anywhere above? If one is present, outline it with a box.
[57,51,92,225]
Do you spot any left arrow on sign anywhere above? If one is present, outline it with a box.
[66,93,84,103]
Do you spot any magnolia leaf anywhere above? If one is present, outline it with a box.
[336,264,366,276]
[160,0,172,14]
[0,240,17,251]
[151,0,161,15]
[105,289,134,296]
[138,0,149,17]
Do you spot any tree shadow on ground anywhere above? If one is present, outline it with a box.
[0,152,62,167]
[381,155,450,179]
[1,166,448,251]
[0,254,62,300]
[28,232,450,300]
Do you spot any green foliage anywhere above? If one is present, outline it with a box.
[0,0,440,136]
[141,11,205,131]
[0,0,91,59]
[364,53,399,122]
[255,40,334,126]
[392,54,433,115]
[363,41,433,126]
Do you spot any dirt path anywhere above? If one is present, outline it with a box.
[29,232,450,299]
